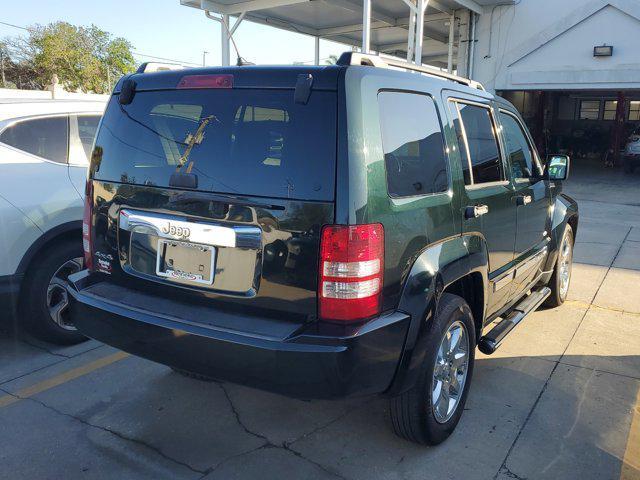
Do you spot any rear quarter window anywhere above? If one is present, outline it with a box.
[378,91,448,197]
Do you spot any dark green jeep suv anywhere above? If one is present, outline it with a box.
[66,52,578,445]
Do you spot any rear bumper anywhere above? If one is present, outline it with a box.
[66,271,411,399]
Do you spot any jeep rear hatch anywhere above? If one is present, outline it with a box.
[88,69,339,326]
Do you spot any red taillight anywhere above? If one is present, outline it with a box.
[82,180,93,271]
[176,74,233,89]
[318,224,384,322]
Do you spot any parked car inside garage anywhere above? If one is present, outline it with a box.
[0,98,104,344]
[624,126,640,173]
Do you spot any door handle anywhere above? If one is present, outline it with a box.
[516,195,532,206]
[465,204,489,219]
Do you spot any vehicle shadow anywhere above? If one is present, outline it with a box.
[67,352,639,480]
[1,318,638,480]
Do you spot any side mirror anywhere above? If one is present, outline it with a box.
[545,154,570,181]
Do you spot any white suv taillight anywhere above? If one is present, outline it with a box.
[82,180,93,271]
[318,224,384,322]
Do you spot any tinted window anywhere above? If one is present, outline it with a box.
[69,114,101,165]
[92,89,336,201]
[454,103,502,185]
[378,92,448,197]
[500,112,537,180]
[0,116,68,163]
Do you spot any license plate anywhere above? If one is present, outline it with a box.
[156,240,215,286]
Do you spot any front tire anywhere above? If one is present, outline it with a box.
[544,224,574,308]
[20,240,87,345]
[390,293,476,445]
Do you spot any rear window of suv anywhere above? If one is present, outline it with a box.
[92,89,337,201]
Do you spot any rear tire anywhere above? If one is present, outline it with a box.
[20,240,87,345]
[390,293,476,445]
[544,224,574,308]
[624,160,634,174]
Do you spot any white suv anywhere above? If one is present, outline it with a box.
[0,99,105,344]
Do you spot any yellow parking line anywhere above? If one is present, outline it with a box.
[565,300,640,317]
[0,351,129,409]
[621,386,640,480]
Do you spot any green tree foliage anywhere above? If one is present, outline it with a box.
[2,22,136,93]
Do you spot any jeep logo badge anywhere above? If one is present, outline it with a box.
[162,222,190,238]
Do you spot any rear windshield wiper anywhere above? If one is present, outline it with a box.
[176,115,217,173]
[170,115,219,189]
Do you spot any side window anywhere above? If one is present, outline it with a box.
[453,102,503,185]
[579,100,600,120]
[378,91,448,197]
[69,114,101,165]
[499,112,538,180]
[0,116,69,163]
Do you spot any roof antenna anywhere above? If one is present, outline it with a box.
[219,15,254,66]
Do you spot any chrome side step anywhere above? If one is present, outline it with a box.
[478,287,551,355]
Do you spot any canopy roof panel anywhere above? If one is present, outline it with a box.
[181,0,512,67]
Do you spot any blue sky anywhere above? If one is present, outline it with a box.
[0,0,349,66]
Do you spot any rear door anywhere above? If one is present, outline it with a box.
[89,81,338,325]
[0,115,86,231]
[446,95,517,316]
[497,109,550,295]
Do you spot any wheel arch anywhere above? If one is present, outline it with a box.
[442,271,485,343]
[386,234,489,396]
[567,214,579,242]
[542,193,579,275]
[16,221,82,276]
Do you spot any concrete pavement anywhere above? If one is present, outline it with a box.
[0,176,639,480]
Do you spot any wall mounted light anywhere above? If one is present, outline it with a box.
[593,45,613,57]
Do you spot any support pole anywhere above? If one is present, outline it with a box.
[362,0,371,53]
[414,0,427,65]
[314,36,320,65]
[407,5,416,62]
[447,11,455,73]
[229,12,246,35]
[221,13,231,66]
[468,12,476,78]
[455,9,470,77]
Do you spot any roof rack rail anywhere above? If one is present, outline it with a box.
[336,52,485,91]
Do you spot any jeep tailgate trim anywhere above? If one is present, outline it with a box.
[120,209,262,248]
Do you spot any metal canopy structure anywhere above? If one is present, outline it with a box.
[181,0,513,73]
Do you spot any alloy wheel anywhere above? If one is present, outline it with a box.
[559,233,573,299]
[46,257,83,331]
[431,320,470,423]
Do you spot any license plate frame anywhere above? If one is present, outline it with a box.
[155,239,216,286]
